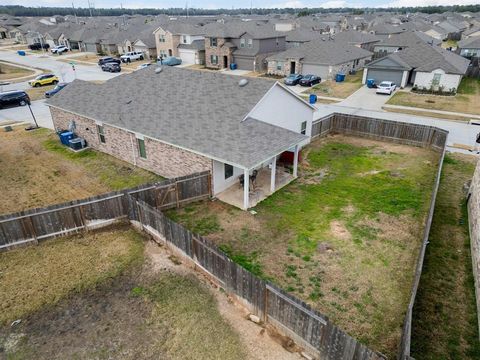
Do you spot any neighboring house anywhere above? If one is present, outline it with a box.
[203,22,286,71]
[46,66,315,210]
[463,26,480,39]
[284,28,323,48]
[266,38,372,79]
[132,29,157,59]
[373,31,441,57]
[363,42,470,91]
[333,31,382,52]
[458,36,480,58]
[153,22,205,61]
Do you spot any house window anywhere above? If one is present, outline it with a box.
[224,164,233,179]
[276,61,283,71]
[159,34,166,43]
[182,35,187,44]
[210,37,217,47]
[211,55,218,65]
[432,73,442,86]
[97,124,105,143]
[137,138,146,159]
[247,39,253,48]
[300,121,307,135]
[240,38,245,48]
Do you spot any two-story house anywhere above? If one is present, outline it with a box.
[203,22,287,72]
[153,22,205,64]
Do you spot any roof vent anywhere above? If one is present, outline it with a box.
[155,66,163,74]
[238,79,249,87]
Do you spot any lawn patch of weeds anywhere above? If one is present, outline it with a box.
[219,244,266,279]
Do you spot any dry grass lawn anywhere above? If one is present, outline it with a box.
[307,72,363,99]
[387,77,480,116]
[25,84,54,101]
[0,127,162,214]
[383,106,472,123]
[0,62,34,81]
[166,135,439,357]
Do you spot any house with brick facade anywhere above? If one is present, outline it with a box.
[202,22,287,72]
[266,37,372,80]
[46,66,315,210]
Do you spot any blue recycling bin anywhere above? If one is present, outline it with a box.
[367,79,375,88]
[17,50,26,56]
[230,63,237,70]
[335,73,346,82]
[59,131,75,146]
[309,94,317,104]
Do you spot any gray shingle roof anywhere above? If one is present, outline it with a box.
[178,39,205,51]
[267,38,372,66]
[47,67,307,169]
[458,36,480,49]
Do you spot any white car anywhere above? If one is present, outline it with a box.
[136,63,151,70]
[51,45,69,54]
[120,51,144,63]
[376,81,397,95]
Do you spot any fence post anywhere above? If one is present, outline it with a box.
[27,216,38,245]
[263,284,269,323]
[78,204,87,232]
[175,182,180,208]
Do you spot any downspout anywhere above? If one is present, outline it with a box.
[130,133,137,166]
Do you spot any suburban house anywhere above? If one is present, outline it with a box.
[457,36,480,58]
[152,22,205,64]
[266,38,372,79]
[203,22,286,71]
[284,28,323,48]
[332,31,382,52]
[46,66,315,210]
[363,42,470,91]
[372,31,441,57]
[463,26,480,39]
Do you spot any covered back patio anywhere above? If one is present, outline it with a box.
[215,144,300,210]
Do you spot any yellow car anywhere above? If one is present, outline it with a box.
[29,74,59,87]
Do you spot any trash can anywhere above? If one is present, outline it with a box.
[230,63,237,70]
[335,73,346,82]
[367,79,375,88]
[60,131,75,146]
[309,94,317,104]
[17,50,26,56]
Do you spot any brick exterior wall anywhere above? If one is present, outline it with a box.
[267,59,302,76]
[49,107,213,179]
[205,37,233,69]
[154,28,180,58]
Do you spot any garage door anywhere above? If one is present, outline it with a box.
[366,69,403,86]
[301,64,329,79]
[179,49,196,65]
[233,56,254,71]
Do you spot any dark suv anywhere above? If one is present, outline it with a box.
[0,91,30,109]
[101,62,121,72]
[98,57,121,66]
[28,43,50,51]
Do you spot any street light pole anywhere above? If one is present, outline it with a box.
[27,102,39,129]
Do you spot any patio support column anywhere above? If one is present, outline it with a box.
[293,145,299,178]
[270,156,276,193]
[243,168,249,210]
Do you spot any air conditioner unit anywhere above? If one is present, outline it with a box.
[69,137,87,151]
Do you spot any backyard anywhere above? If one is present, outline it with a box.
[0,225,247,360]
[386,77,480,116]
[305,71,363,99]
[0,126,161,214]
[166,135,440,357]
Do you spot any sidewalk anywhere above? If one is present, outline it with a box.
[383,104,480,120]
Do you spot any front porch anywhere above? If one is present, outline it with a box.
[217,165,295,209]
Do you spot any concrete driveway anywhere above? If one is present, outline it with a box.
[0,100,53,129]
[338,85,393,111]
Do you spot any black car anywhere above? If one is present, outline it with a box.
[0,91,30,109]
[284,74,303,86]
[101,62,121,72]
[28,43,50,51]
[98,57,121,66]
[299,75,321,87]
[45,83,68,98]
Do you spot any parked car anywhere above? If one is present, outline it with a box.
[51,45,69,54]
[284,74,303,86]
[299,75,321,87]
[136,63,151,70]
[101,62,121,73]
[120,51,144,63]
[29,74,59,87]
[45,83,68,98]
[376,81,397,95]
[98,57,121,66]
[28,43,49,51]
[0,90,30,109]
[158,57,182,66]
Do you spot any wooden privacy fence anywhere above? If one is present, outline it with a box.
[313,113,448,360]
[312,113,448,152]
[0,172,211,251]
[132,198,384,360]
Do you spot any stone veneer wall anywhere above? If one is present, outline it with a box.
[468,159,480,338]
[49,107,212,179]
[205,37,232,69]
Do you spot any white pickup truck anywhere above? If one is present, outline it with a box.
[120,51,144,63]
